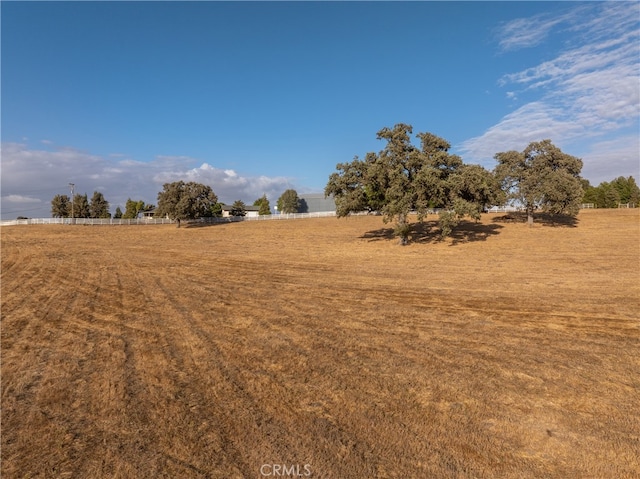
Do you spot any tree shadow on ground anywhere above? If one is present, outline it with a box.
[360,220,503,245]
[491,212,579,227]
[448,222,503,245]
[412,220,503,245]
[360,227,396,241]
[182,218,240,228]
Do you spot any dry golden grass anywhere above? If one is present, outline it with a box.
[2,209,639,478]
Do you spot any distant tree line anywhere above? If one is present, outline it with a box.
[50,187,279,223]
[582,176,640,208]
[51,191,111,218]
[51,125,634,239]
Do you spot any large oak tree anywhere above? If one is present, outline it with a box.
[494,140,583,226]
[325,124,501,244]
[155,181,218,227]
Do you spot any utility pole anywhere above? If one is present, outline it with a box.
[69,183,75,223]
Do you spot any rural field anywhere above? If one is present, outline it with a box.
[2,209,639,478]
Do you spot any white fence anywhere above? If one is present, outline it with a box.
[0,208,530,226]
[485,206,522,213]
[0,211,337,227]
[241,211,336,221]
[10,205,613,226]
[0,217,175,226]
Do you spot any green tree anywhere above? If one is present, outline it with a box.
[277,189,300,214]
[51,194,70,218]
[494,139,583,226]
[230,200,247,217]
[582,179,599,207]
[324,155,377,216]
[326,124,501,244]
[114,206,123,218]
[72,193,90,218]
[611,176,640,206]
[89,191,111,218]
[603,184,621,208]
[155,181,218,227]
[581,176,640,208]
[253,194,271,215]
[627,177,640,206]
[210,202,223,217]
[122,198,145,219]
[439,163,505,237]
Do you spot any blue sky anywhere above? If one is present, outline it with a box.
[2,1,639,219]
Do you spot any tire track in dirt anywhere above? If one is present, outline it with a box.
[263,289,442,477]
[1,246,112,476]
[2,250,87,398]
[213,258,517,477]
[95,262,206,477]
[146,273,281,477]
[125,267,213,476]
[197,260,438,477]
[143,259,377,477]
[82,262,251,478]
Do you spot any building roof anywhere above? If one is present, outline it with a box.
[299,193,332,199]
[220,204,261,212]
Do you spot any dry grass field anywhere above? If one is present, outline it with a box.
[2,209,639,478]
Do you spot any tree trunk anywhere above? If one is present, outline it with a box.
[397,214,409,245]
[176,218,181,228]
[527,206,534,227]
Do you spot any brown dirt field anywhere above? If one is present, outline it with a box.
[2,209,639,478]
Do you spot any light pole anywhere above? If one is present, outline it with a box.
[69,183,75,223]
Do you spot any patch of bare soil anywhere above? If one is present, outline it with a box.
[2,209,639,478]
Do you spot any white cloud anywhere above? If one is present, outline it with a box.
[460,102,581,161]
[495,8,576,52]
[460,2,640,184]
[153,161,292,202]
[0,143,296,219]
[578,135,640,185]
[3,195,42,204]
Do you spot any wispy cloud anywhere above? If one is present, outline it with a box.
[460,2,640,184]
[579,134,640,185]
[4,194,42,204]
[0,143,296,219]
[495,9,574,52]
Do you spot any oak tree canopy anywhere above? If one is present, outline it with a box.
[494,139,584,226]
[155,181,218,227]
[325,123,502,244]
